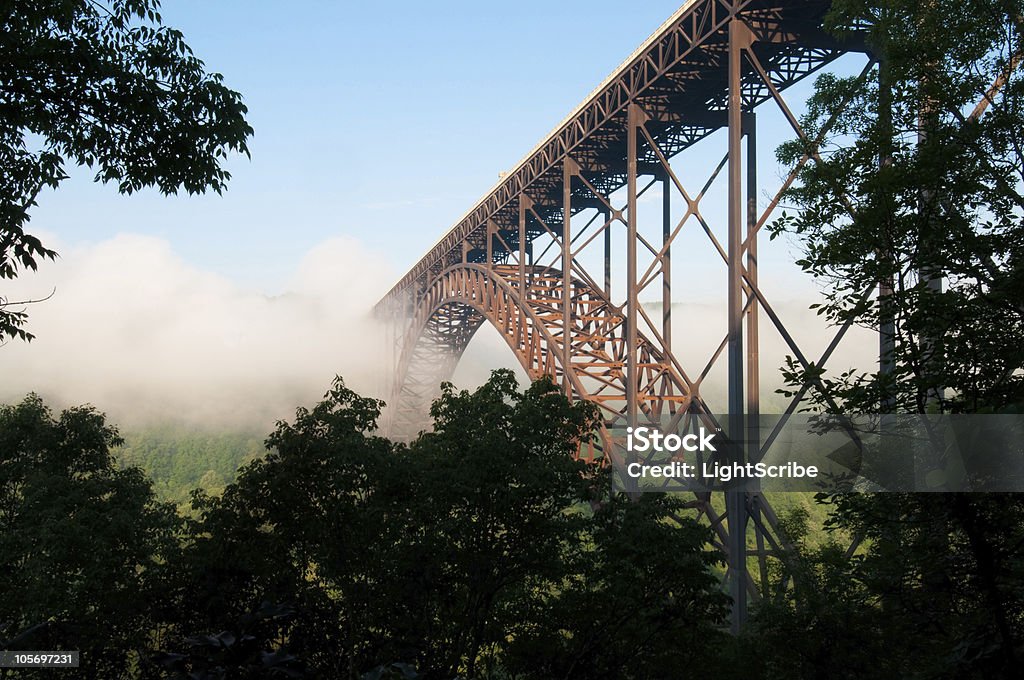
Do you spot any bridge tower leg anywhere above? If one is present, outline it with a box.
[727,15,752,634]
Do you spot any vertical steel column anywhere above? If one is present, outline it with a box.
[727,16,749,634]
[486,219,495,269]
[518,197,529,295]
[745,111,765,597]
[626,104,643,429]
[518,197,529,352]
[745,113,760,454]
[603,208,612,298]
[563,159,577,394]
[878,30,896,410]
[662,174,672,355]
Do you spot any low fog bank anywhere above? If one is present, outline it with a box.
[0,234,396,432]
[1,234,879,435]
[654,298,878,413]
[452,295,879,414]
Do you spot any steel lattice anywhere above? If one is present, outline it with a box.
[376,0,870,630]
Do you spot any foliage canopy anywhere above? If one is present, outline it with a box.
[1,374,732,679]
[758,3,1024,677]
[771,0,1024,414]
[0,0,252,342]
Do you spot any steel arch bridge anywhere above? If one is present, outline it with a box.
[375,0,870,629]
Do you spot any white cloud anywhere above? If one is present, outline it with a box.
[0,234,395,430]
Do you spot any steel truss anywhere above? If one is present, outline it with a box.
[376,0,868,630]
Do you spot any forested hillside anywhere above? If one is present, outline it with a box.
[115,426,265,505]
[1,373,740,679]
[112,419,835,539]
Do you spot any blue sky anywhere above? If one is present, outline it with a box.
[32,0,691,293]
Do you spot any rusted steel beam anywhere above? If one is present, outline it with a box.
[375,0,842,313]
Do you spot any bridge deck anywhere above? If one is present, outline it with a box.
[377,0,854,310]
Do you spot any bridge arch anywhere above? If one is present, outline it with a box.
[387,263,702,460]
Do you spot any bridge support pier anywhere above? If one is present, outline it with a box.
[727,15,753,634]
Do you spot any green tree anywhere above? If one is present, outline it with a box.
[772,0,1024,414]
[115,424,265,506]
[169,372,597,678]
[166,371,730,679]
[1,0,252,342]
[502,492,731,680]
[740,506,904,680]
[0,394,179,679]
[168,377,397,678]
[378,372,598,678]
[744,495,1024,679]
[763,2,1024,676]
